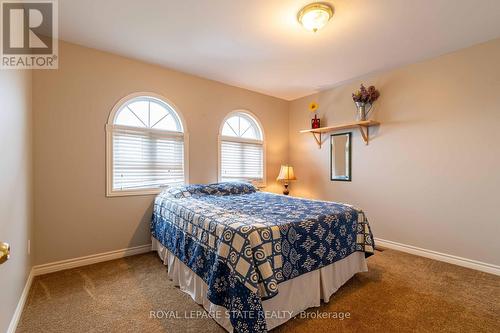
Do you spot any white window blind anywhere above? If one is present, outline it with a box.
[219,112,265,184]
[112,128,184,190]
[220,140,263,182]
[106,94,186,196]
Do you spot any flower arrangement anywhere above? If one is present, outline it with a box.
[352,84,380,121]
[308,102,320,128]
[352,84,380,104]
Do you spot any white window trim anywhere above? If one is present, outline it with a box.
[106,92,189,197]
[217,110,266,188]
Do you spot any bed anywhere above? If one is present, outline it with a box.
[151,182,374,332]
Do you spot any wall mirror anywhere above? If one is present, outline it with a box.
[330,132,352,181]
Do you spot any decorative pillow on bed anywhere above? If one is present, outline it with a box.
[161,182,257,198]
[203,182,257,196]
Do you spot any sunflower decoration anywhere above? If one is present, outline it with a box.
[309,102,321,128]
[308,101,319,112]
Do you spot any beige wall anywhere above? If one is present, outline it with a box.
[0,70,33,332]
[289,38,500,266]
[33,41,289,265]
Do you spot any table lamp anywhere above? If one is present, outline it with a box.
[276,165,297,195]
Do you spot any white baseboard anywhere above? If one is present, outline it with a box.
[7,268,34,333]
[32,244,152,276]
[375,238,500,276]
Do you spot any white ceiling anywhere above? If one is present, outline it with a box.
[59,0,500,100]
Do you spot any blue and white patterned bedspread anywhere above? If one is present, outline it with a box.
[151,182,374,333]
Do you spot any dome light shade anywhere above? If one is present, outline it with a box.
[297,3,334,32]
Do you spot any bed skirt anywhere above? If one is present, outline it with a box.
[152,237,367,332]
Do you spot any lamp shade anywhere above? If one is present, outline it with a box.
[276,165,297,181]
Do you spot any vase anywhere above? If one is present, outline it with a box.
[355,102,371,121]
[311,114,320,129]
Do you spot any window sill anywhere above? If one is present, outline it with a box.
[106,188,162,197]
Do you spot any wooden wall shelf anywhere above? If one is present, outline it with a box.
[300,120,380,147]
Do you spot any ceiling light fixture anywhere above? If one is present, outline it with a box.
[297,2,334,32]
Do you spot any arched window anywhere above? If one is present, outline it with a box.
[219,111,265,185]
[106,93,188,196]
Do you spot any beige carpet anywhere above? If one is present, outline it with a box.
[17,249,500,332]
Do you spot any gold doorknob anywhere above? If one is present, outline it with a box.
[0,242,10,264]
